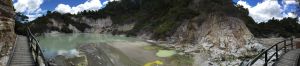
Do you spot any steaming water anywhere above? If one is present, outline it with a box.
[36,33,143,65]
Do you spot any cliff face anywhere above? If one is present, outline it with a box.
[26,12,115,34]
[71,17,113,33]
[0,0,16,66]
[28,15,131,34]
[168,14,262,65]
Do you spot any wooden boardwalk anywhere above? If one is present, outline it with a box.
[274,49,300,66]
[9,35,35,66]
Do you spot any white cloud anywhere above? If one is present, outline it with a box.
[287,12,297,18]
[27,13,43,21]
[237,0,299,23]
[283,0,298,5]
[103,0,120,5]
[298,18,300,23]
[54,0,103,14]
[14,0,43,13]
[13,0,45,21]
[236,1,251,8]
[103,1,110,5]
[55,4,72,14]
[283,0,298,12]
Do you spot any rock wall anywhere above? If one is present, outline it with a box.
[43,16,133,34]
[0,0,16,66]
[72,17,113,33]
[31,16,114,33]
[168,14,263,66]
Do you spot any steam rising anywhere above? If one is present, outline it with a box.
[57,49,81,58]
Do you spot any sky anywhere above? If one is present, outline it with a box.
[13,0,116,21]
[13,0,299,23]
[233,0,299,23]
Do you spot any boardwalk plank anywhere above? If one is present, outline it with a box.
[274,49,300,66]
[9,36,35,66]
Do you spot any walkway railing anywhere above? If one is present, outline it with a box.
[27,27,49,66]
[246,38,294,66]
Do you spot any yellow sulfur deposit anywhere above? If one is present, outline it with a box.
[144,60,163,66]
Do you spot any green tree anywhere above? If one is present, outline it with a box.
[15,12,29,35]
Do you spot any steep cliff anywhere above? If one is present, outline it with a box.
[0,0,16,65]
[169,14,262,66]
[25,12,116,34]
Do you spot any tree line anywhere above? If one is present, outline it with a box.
[14,0,300,38]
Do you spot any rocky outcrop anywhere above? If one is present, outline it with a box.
[0,0,16,66]
[71,17,113,33]
[166,14,263,66]
[32,16,134,34]
[29,16,113,33]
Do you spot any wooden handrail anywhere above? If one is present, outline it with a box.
[246,38,294,66]
[27,27,49,66]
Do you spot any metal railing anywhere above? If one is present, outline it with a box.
[246,38,294,66]
[27,27,49,66]
[296,54,300,66]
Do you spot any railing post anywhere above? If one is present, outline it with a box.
[275,45,278,60]
[284,40,287,53]
[291,38,293,49]
[264,51,268,66]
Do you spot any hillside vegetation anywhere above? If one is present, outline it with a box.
[15,0,300,38]
[250,18,300,38]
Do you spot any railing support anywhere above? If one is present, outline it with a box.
[291,38,294,49]
[246,38,294,66]
[264,50,268,66]
[284,41,287,53]
[275,45,278,60]
[27,27,49,66]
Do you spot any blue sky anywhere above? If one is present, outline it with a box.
[13,0,114,21]
[41,0,87,11]
[233,0,299,22]
[40,0,109,11]
[13,0,299,22]
[233,0,264,6]
[233,0,299,15]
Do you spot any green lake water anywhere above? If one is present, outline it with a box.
[36,33,177,66]
[36,33,137,59]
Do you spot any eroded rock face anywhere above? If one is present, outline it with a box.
[0,0,16,66]
[44,16,134,34]
[73,17,113,33]
[169,14,263,66]
[197,15,256,54]
[39,17,114,33]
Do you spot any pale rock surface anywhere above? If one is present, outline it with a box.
[74,17,113,33]
[0,0,16,66]
[68,24,81,33]
[168,14,264,66]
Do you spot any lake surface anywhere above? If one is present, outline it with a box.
[37,33,136,58]
[36,33,178,66]
[37,33,148,66]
